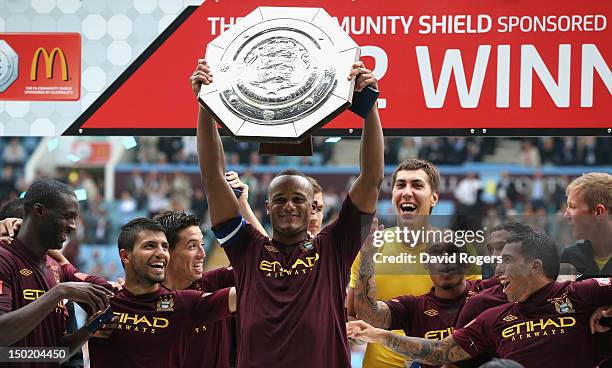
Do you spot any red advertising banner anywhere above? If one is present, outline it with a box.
[66,0,611,135]
[0,33,81,101]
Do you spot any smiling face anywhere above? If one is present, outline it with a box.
[39,193,78,250]
[123,230,170,286]
[563,188,595,240]
[266,175,314,241]
[499,241,534,302]
[392,169,439,228]
[167,226,205,282]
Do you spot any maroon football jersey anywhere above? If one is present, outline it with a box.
[88,286,230,368]
[384,280,482,368]
[0,240,73,368]
[455,284,507,328]
[215,196,372,368]
[453,279,612,367]
[183,267,235,368]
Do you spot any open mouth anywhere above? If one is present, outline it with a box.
[194,262,203,273]
[500,278,510,293]
[149,261,165,272]
[399,203,418,216]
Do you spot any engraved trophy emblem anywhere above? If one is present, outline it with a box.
[0,40,19,93]
[198,7,360,149]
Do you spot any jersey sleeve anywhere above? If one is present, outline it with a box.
[383,294,418,331]
[183,288,231,325]
[321,195,375,268]
[0,257,14,313]
[572,278,612,308]
[452,309,496,358]
[199,267,235,291]
[60,263,115,292]
[455,296,483,328]
[212,216,258,268]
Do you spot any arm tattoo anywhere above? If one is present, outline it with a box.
[384,335,472,365]
[354,252,391,328]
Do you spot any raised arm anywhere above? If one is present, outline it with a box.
[225,171,268,237]
[347,61,384,213]
[354,218,391,328]
[347,320,472,366]
[191,59,240,226]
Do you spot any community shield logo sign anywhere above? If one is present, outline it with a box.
[0,33,80,101]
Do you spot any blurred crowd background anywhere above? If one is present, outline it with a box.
[1,135,611,283]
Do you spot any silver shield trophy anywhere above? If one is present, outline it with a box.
[198,7,360,152]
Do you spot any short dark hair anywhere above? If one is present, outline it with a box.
[153,211,200,250]
[391,159,440,193]
[22,179,76,219]
[274,169,310,181]
[0,198,24,220]
[479,358,524,368]
[507,232,560,280]
[118,218,165,252]
[269,169,314,196]
[491,222,533,236]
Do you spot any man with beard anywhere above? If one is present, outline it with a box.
[0,196,87,368]
[355,228,492,368]
[88,218,236,367]
[0,179,114,367]
[346,159,481,368]
[453,223,535,368]
[193,57,383,368]
[348,232,612,368]
[455,223,535,328]
[226,171,325,237]
[154,211,235,368]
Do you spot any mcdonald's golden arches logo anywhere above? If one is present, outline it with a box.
[30,47,68,81]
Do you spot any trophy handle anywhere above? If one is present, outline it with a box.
[258,136,313,156]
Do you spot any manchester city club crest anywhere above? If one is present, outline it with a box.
[550,294,575,314]
[156,295,175,312]
[299,240,314,252]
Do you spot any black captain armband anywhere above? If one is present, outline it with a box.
[213,215,246,247]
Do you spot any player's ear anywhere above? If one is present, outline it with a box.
[430,191,439,208]
[531,258,544,275]
[593,204,606,217]
[119,249,130,266]
[265,200,270,215]
[34,203,45,217]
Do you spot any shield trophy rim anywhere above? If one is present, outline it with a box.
[198,6,360,143]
